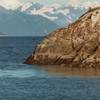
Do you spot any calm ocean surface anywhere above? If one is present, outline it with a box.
[0,36,100,100]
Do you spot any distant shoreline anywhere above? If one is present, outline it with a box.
[0,35,46,38]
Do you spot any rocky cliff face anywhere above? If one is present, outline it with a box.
[25,7,100,68]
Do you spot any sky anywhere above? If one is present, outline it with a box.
[19,0,100,9]
[0,0,100,10]
[21,0,71,5]
[20,0,100,5]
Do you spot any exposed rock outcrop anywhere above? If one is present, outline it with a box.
[25,7,100,68]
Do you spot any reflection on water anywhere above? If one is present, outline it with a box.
[37,65,100,77]
[1,36,100,78]
[0,69,47,78]
[1,37,100,99]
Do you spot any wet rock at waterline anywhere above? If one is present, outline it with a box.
[25,7,100,68]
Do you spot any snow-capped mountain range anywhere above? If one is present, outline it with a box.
[0,0,99,36]
[19,2,86,26]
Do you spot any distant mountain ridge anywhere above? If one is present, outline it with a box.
[0,6,58,36]
[0,2,87,36]
[19,3,86,26]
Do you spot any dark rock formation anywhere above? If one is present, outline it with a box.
[25,7,100,68]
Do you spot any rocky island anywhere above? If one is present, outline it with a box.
[25,7,100,68]
[0,32,7,36]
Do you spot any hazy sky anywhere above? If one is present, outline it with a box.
[21,0,68,5]
[20,0,100,5]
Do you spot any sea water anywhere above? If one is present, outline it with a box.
[0,36,100,100]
